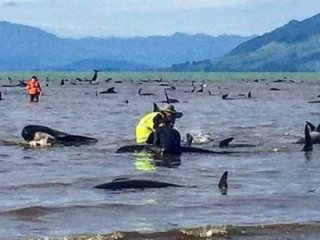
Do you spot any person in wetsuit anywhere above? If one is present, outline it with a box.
[152,110,182,155]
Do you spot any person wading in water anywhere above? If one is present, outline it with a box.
[26,76,42,102]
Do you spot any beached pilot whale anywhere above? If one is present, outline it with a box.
[21,125,98,146]
[116,144,241,154]
[94,177,186,190]
[95,171,229,191]
[185,134,258,148]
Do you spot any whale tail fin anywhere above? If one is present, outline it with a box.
[218,171,228,195]
[219,137,234,148]
[306,121,316,131]
[302,124,313,152]
[316,124,320,132]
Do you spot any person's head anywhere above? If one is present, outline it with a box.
[160,104,183,126]
[31,76,37,82]
[162,111,174,125]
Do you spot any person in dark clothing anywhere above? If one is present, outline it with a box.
[153,113,182,155]
[135,103,183,144]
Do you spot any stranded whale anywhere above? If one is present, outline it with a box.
[94,178,185,190]
[21,125,98,146]
[95,171,229,191]
[116,144,241,154]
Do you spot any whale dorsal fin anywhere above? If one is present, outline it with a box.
[306,121,316,131]
[302,124,313,152]
[106,87,116,93]
[218,171,228,194]
[153,102,160,112]
[219,137,234,147]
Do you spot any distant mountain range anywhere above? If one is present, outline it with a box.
[172,13,320,72]
[0,21,253,71]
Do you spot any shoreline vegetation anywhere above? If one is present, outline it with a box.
[28,222,320,240]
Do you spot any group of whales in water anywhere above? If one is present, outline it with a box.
[13,124,231,192]
[2,69,320,103]
[1,72,319,191]
[18,120,320,152]
[7,117,319,191]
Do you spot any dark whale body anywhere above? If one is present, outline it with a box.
[94,178,184,190]
[1,80,26,88]
[116,144,239,154]
[95,172,229,191]
[21,125,98,146]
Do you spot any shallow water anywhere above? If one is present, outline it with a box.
[0,72,320,239]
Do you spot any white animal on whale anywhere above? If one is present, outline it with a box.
[28,132,55,146]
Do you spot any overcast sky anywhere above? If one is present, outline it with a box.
[1,0,320,38]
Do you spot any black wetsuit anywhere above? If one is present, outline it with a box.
[153,125,181,155]
[145,112,164,144]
